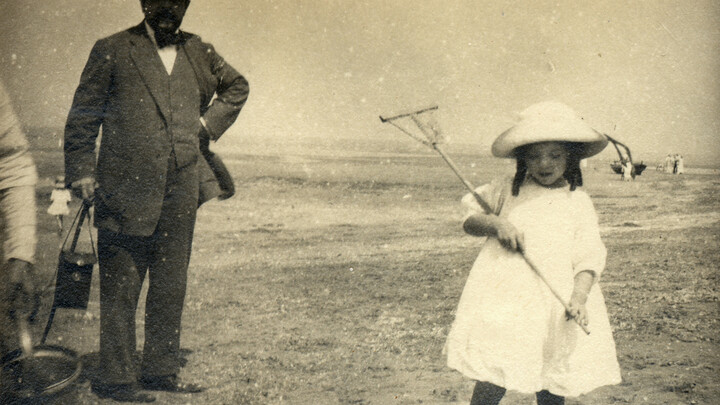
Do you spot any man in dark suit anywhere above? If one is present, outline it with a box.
[64,0,249,401]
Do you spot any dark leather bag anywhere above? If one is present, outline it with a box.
[41,201,97,344]
[53,201,96,309]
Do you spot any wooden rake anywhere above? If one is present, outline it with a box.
[380,106,591,335]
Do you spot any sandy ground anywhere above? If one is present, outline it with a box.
[17,148,720,404]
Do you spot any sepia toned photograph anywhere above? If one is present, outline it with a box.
[1,1,718,403]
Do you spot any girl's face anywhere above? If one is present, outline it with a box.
[524,142,568,188]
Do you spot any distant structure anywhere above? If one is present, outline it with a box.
[605,134,645,179]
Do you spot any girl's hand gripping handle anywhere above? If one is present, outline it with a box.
[463,215,524,253]
[566,291,589,328]
[521,253,592,335]
[565,271,594,332]
[495,217,525,253]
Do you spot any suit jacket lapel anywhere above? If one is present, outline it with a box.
[181,38,213,111]
[128,23,172,123]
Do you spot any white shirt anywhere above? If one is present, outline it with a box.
[144,22,210,132]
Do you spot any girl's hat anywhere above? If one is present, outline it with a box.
[491,101,608,159]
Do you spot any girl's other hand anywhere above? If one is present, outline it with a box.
[566,291,589,327]
[495,218,524,252]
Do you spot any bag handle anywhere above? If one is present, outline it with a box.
[61,200,97,259]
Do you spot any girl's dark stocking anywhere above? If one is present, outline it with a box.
[470,381,506,405]
[536,389,564,405]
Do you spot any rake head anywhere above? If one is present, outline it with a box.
[379,105,444,146]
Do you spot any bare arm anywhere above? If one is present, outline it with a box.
[463,213,500,236]
[566,270,596,326]
[464,213,524,252]
[572,270,595,299]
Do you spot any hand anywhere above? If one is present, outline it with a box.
[566,290,589,327]
[495,218,524,252]
[71,177,96,202]
[4,259,35,321]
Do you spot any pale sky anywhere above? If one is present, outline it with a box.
[1,0,719,165]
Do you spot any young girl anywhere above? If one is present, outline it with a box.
[445,102,621,405]
[47,175,72,234]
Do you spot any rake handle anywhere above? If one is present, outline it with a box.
[435,145,589,332]
[470,192,592,334]
[432,143,493,214]
[520,253,591,335]
[379,107,590,334]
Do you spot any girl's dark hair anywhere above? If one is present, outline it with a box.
[511,142,584,196]
[511,158,528,196]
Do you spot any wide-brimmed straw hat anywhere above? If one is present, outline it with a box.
[491,101,608,159]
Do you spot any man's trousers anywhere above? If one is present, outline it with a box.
[97,157,199,385]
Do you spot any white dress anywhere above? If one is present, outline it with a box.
[47,188,71,216]
[445,177,621,397]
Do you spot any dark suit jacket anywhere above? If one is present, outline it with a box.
[65,23,249,236]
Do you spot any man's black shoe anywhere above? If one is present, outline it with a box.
[139,374,204,393]
[92,382,156,402]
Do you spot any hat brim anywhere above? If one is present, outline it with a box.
[491,118,608,159]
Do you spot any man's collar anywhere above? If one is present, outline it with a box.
[144,21,182,48]
[144,21,159,47]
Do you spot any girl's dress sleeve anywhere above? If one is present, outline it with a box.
[572,191,607,280]
[461,176,510,219]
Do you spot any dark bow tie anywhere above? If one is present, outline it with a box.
[155,31,184,48]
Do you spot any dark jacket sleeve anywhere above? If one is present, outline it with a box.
[64,39,114,185]
[200,44,249,140]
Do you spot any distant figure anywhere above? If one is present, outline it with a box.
[47,176,72,234]
[664,154,674,173]
[673,154,680,174]
[621,161,633,181]
[64,0,249,401]
[445,102,621,405]
[676,155,684,174]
